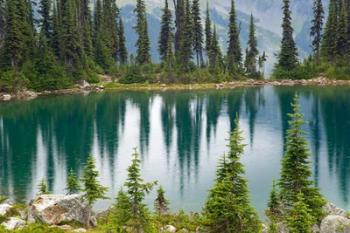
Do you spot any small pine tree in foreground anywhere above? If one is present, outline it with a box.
[278,95,325,222]
[154,186,170,216]
[38,179,49,195]
[81,155,108,206]
[114,148,157,233]
[286,193,314,233]
[203,116,261,233]
[66,169,81,195]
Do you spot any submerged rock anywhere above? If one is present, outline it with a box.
[1,217,26,230]
[28,194,96,227]
[320,215,350,233]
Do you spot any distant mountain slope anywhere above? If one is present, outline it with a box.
[119,0,329,72]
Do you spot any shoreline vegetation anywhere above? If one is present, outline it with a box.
[2,76,350,101]
[1,97,350,233]
[0,0,349,95]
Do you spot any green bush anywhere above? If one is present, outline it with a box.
[272,63,316,80]
[0,70,29,93]
[22,62,72,91]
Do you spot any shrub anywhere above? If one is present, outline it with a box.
[0,70,29,93]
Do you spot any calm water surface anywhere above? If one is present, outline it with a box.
[0,86,350,216]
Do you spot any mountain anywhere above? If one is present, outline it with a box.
[119,0,329,73]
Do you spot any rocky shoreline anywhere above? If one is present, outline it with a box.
[1,194,350,232]
[0,77,349,102]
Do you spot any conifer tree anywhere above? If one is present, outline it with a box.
[39,0,52,41]
[204,117,261,233]
[134,0,151,65]
[174,0,185,53]
[110,189,132,230]
[177,0,193,70]
[278,96,325,222]
[51,3,61,58]
[60,0,84,75]
[227,0,242,75]
[336,4,348,58]
[81,155,108,206]
[244,14,259,78]
[158,0,173,63]
[286,193,314,233]
[2,0,35,69]
[208,25,223,72]
[0,0,4,48]
[276,0,298,71]
[123,149,157,233]
[204,2,212,56]
[79,0,93,57]
[154,186,169,216]
[266,180,282,220]
[66,169,81,194]
[118,18,128,65]
[310,0,324,61]
[321,0,338,61]
[191,0,204,66]
[38,179,49,195]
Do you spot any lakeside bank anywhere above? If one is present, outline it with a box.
[1,77,350,101]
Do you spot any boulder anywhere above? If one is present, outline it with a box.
[73,228,87,232]
[161,225,177,233]
[0,203,12,216]
[1,217,26,230]
[2,94,12,101]
[324,203,348,217]
[28,194,96,227]
[320,215,350,233]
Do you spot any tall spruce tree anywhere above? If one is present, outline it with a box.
[278,96,325,222]
[321,0,338,62]
[276,0,298,71]
[227,0,242,75]
[204,117,261,233]
[244,14,259,78]
[205,2,212,60]
[208,25,223,72]
[118,18,128,65]
[0,0,5,48]
[336,3,348,58]
[191,0,204,66]
[2,0,35,69]
[310,0,324,61]
[158,0,173,63]
[39,0,52,41]
[134,0,151,65]
[60,0,84,75]
[79,0,93,57]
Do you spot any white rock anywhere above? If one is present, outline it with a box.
[28,194,96,227]
[324,203,348,217]
[73,228,87,232]
[2,94,11,101]
[0,203,12,216]
[320,215,350,233]
[161,225,177,233]
[1,217,26,230]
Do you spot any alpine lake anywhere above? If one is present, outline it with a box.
[1,85,350,216]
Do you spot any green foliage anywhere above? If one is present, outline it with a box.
[7,224,65,233]
[158,0,173,64]
[135,0,151,65]
[286,193,314,233]
[275,0,299,73]
[38,179,49,195]
[0,195,7,204]
[66,169,81,195]
[227,0,242,75]
[81,155,108,206]
[244,14,260,78]
[121,148,157,233]
[154,186,170,216]
[278,96,326,222]
[107,190,132,232]
[0,70,29,93]
[203,117,261,233]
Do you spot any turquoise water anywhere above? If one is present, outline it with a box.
[0,86,350,215]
